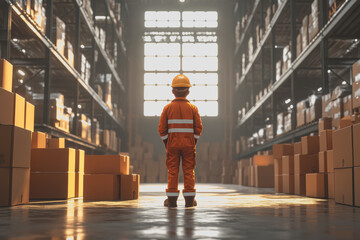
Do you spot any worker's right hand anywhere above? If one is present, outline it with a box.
[163,139,168,147]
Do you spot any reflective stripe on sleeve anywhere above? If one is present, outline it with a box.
[194,134,200,139]
[183,192,196,197]
[166,192,179,197]
[168,119,194,124]
[168,128,194,133]
[161,134,168,140]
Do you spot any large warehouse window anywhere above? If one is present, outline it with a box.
[143,11,218,117]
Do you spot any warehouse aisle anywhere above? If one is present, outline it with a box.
[1,184,360,239]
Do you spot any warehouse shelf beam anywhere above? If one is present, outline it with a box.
[11,58,47,66]
[237,122,318,159]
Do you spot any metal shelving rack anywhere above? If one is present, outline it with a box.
[233,0,360,159]
[0,0,129,154]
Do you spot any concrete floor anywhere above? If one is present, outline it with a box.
[1,184,360,239]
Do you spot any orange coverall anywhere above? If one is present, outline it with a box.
[158,97,203,197]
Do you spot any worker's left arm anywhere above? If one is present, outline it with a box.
[158,106,168,146]
[193,106,203,144]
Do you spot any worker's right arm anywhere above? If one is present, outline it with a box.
[158,106,168,146]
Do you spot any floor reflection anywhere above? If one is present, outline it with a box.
[1,184,360,239]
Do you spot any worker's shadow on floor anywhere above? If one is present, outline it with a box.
[167,207,195,239]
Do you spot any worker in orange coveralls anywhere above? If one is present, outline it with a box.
[158,74,203,208]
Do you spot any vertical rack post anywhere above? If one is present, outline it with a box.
[73,3,81,135]
[290,0,297,132]
[43,0,54,125]
[0,1,11,59]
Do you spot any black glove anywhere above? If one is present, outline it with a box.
[163,139,168,146]
[195,139,198,145]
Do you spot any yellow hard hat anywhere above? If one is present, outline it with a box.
[171,74,191,88]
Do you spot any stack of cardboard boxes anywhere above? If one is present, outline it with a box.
[130,136,164,183]
[0,59,34,206]
[234,154,274,188]
[273,144,293,193]
[84,155,139,201]
[333,119,360,207]
[30,135,85,199]
[196,142,225,183]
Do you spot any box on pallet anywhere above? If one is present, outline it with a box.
[306,173,327,198]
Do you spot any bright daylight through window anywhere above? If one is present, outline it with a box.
[143,11,218,117]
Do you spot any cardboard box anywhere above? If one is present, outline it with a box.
[294,174,306,196]
[75,173,84,198]
[332,98,344,128]
[255,165,274,188]
[294,142,302,155]
[283,174,294,194]
[84,174,119,201]
[31,131,47,148]
[297,109,306,127]
[282,156,294,175]
[274,158,282,176]
[120,174,140,200]
[355,167,360,207]
[31,148,76,172]
[0,59,13,92]
[352,81,360,109]
[25,102,35,132]
[319,130,333,152]
[322,94,332,118]
[0,125,31,168]
[294,154,319,175]
[353,59,360,82]
[274,175,283,193]
[273,144,293,160]
[30,172,75,199]
[0,168,30,206]
[318,117,332,131]
[0,87,14,126]
[328,172,334,199]
[327,150,334,173]
[333,126,353,168]
[47,138,65,148]
[76,149,85,172]
[353,123,360,167]
[85,155,129,175]
[306,173,327,198]
[301,136,319,155]
[14,93,25,128]
[334,168,353,206]
[343,95,352,117]
[253,155,273,166]
[319,151,327,173]
[340,116,352,129]
[301,15,309,50]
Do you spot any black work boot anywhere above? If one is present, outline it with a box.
[164,196,178,207]
[184,196,197,207]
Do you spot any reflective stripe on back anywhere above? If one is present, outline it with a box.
[168,128,194,133]
[168,119,194,124]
